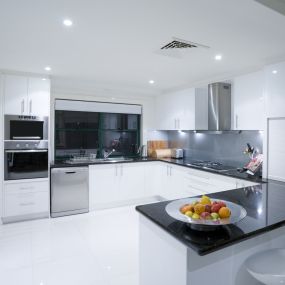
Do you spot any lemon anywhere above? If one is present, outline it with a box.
[200,195,211,205]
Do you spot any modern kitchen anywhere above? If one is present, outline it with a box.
[1,1,285,285]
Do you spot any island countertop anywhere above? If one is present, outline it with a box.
[136,179,285,256]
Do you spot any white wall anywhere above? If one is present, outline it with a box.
[0,74,4,222]
[50,85,156,161]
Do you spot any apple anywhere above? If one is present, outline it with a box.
[211,213,220,220]
[200,212,211,220]
[211,203,222,213]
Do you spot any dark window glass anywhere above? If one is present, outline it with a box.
[102,131,138,156]
[10,121,43,139]
[55,130,99,150]
[102,113,138,130]
[55,111,99,130]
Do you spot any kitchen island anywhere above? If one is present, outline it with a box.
[136,180,285,285]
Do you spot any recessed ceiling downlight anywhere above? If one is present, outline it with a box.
[63,19,73,27]
[215,54,222,61]
[44,66,51,71]
[149,80,155,84]
[272,70,278,74]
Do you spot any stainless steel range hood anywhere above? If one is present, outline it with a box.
[208,82,231,131]
[195,82,232,131]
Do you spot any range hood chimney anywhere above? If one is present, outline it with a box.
[195,82,231,131]
[208,82,231,131]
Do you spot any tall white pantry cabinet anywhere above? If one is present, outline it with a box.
[1,73,50,223]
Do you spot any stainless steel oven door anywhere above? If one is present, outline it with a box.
[4,149,48,180]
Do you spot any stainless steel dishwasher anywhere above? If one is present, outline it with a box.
[51,167,89,217]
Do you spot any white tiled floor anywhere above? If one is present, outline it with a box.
[0,206,140,285]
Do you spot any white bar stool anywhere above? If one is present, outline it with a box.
[245,249,285,285]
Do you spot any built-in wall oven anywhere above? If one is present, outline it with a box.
[4,141,49,180]
[4,115,49,181]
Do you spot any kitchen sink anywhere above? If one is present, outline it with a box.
[94,157,134,163]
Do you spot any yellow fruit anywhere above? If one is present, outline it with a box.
[219,207,231,219]
[194,203,206,215]
[200,195,211,205]
[185,211,193,217]
[192,213,200,220]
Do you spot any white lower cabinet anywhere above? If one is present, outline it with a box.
[88,161,260,210]
[3,179,49,223]
[89,163,145,209]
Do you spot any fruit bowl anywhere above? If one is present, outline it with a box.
[165,197,247,231]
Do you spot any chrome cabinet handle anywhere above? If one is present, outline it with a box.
[19,202,35,206]
[235,114,238,129]
[19,186,34,190]
[21,99,25,114]
[115,165,118,176]
[121,165,123,176]
[29,100,32,114]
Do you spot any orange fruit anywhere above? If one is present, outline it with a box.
[180,204,193,214]
[194,203,206,215]
[218,207,231,219]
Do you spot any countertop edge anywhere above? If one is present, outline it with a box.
[50,158,266,184]
[135,204,285,256]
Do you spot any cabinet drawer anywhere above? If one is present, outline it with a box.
[4,181,49,217]
[4,180,48,193]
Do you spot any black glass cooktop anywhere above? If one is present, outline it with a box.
[136,180,285,255]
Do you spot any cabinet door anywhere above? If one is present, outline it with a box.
[264,62,285,117]
[89,164,118,209]
[4,74,28,115]
[118,163,145,200]
[233,71,265,130]
[155,88,195,130]
[28,77,50,116]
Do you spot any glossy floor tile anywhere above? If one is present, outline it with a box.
[0,206,141,285]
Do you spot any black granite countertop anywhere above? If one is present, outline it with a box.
[136,179,285,256]
[51,157,265,183]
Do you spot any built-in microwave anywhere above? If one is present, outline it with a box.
[4,115,48,141]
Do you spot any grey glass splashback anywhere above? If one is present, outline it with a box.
[167,130,263,168]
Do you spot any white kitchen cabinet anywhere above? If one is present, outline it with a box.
[264,61,285,117]
[4,74,28,115]
[233,70,265,130]
[89,164,119,210]
[89,162,145,209]
[4,74,50,116]
[27,77,50,116]
[2,179,49,223]
[118,163,146,201]
[156,88,195,130]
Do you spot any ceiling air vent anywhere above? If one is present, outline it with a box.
[161,37,209,50]
[157,37,209,59]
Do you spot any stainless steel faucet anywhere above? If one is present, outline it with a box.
[103,149,116,159]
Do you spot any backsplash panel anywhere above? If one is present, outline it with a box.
[167,131,263,167]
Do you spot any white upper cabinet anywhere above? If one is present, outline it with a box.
[156,88,195,130]
[28,77,50,116]
[4,74,50,116]
[232,70,265,130]
[4,75,28,115]
[264,61,285,118]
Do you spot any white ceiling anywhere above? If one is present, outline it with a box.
[1,0,285,95]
